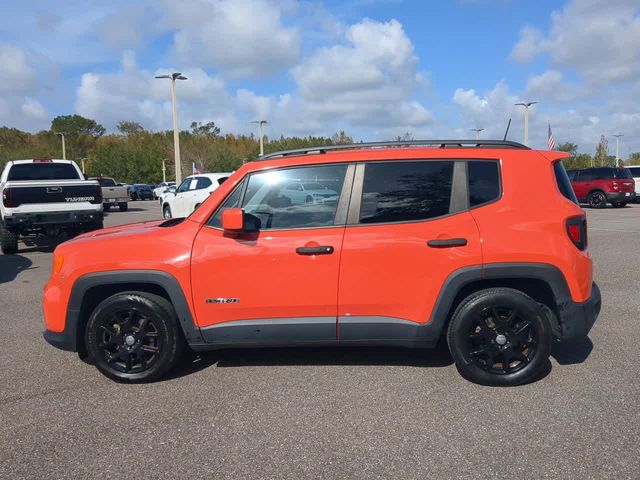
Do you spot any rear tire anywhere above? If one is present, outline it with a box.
[119,203,128,212]
[85,292,183,382]
[587,191,607,208]
[0,226,18,254]
[447,288,552,386]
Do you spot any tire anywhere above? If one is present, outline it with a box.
[0,226,18,254]
[587,190,607,208]
[612,202,627,208]
[85,292,183,382]
[305,195,314,204]
[193,203,201,212]
[447,288,552,386]
[103,204,111,211]
[119,203,128,212]
[163,205,172,219]
[83,221,104,233]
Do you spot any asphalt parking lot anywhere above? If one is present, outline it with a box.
[1,201,638,479]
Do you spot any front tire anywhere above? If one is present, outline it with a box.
[0,226,18,254]
[447,288,552,386]
[163,205,172,219]
[85,292,183,382]
[587,191,607,208]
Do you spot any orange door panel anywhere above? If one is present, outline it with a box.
[191,226,345,328]
[337,212,482,324]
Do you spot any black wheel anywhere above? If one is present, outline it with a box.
[83,221,104,233]
[305,195,314,204]
[119,203,128,212]
[163,205,172,219]
[612,202,626,208]
[447,288,552,386]
[0,226,18,254]
[85,292,183,382]
[131,193,138,201]
[587,191,607,208]
[104,204,111,211]
[193,203,201,212]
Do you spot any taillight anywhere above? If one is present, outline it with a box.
[2,187,13,208]
[566,216,587,251]
[612,180,619,191]
[90,185,103,204]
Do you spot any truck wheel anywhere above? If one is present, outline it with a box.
[84,221,104,233]
[119,203,128,212]
[85,292,183,382]
[0,227,18,254]
[163,205,172,219]
[447,288,552,386]
[587,191,607,208]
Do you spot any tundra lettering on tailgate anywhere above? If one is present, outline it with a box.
[65,196,95,202]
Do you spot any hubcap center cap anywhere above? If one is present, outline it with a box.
[124,335,136,346]
[495,334,507,345]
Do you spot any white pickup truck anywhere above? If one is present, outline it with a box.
[90,176,129,211]
[0,159,104,254]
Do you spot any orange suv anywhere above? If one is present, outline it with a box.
[43,140,601,386]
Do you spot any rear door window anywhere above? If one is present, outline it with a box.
[553,161,578,204]
[613,168,632,179]
[468,161,500,207]
[359,161,453,224]
[196,177,213,190]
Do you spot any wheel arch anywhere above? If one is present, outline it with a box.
[430,263,572,340]
[67,270,203,358]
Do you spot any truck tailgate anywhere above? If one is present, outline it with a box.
[3,180,102,208]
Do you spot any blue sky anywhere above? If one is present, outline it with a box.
[2,0,640,156]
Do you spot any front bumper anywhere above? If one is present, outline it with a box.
[606,191,636,203]
[558,282,601,341]
[43,329,76,352]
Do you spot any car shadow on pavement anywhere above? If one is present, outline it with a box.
[164,342,455,381]
[551,337,593,365]
[0,254,34,284]
[18,236,67,254]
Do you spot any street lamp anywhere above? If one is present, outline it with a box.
[251,120,268,157]
[470,128,484,140]
[155,72,187,184]
[54,132,66,160]
[612,134,624,167]
[514,101,537,146]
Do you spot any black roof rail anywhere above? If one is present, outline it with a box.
[258,139,530,160]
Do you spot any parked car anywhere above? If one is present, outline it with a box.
[43,140,601,386]
[281,181,339,204]
[1,159,103,254]
[162,173,231,218]
[567,167,635,208]
[158,185,176,205]
[90,176,128,212]
[625,166,640,201]
[128,184,154,201]
[153,182,175,199]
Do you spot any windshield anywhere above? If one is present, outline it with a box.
[8,163,80,181]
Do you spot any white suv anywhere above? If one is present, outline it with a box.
[162,173,231,218]
[627,166,640,200]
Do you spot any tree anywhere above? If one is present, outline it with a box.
[557,142,578,157]
[117,121,145,136]
[190,121,220,137]
[51,115,106,138]
[394,132,415,142]
[331,130,353,145]
[626,152,640,165]
[594,135,609,167]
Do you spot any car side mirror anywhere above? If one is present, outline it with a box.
[222,208,260,234]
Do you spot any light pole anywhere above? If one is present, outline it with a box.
[80,157,87,174]
[54,132,66,159]
[251,120,268,157]
[612,134,623,167]
[470,128,484,140]
[162,158,166,183]
[155,72,187,184]
[514,101,537,146]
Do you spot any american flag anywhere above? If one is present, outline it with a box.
[547,123,556,150]
[192,162,201,175]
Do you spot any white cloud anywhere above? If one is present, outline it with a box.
[524,70,586,103]
[0,44,35,94]
[452,81,517,138]
[75,52,237,132]
[511,0,640,85]
[165,0,300,77]
[20,97,47,120]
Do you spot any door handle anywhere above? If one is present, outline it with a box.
[427,238,467,248]
[296,246,334,255]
